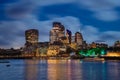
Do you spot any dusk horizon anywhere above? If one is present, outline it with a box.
[0,0,120,48]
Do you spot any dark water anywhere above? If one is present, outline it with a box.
[0,59,120,80]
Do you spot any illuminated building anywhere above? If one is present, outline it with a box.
[47,45,60,56]
[50,22,65,44]
[82,41,87,49]
[49,22,73,53]
[49,22,68,56]
[49,22,73,45]
[106,52,120,57]
[24,29,39,55]
[71,36,75,43]
[114,40,120,47]
[66,29,72,44]
[79,47,107,57]
[75,32,83,46]
[69,42,77,50]
[90,42,97,48]
[90,41,108,48]
[25,29,39,45]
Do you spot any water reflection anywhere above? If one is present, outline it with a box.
[107,62,120,80]
[24,60,82,80]
[23,60,120,80]
[24,60,39,80]
[47,60,82,80]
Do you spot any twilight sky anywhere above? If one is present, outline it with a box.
[0,0,120,48]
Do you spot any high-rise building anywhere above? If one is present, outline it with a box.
[71,36,75,43]
[24,29,39,55]
[50,22,65,44]
[75,32,83,46]
[114,40,120,47]
[25,29,39,45]
[66,29,72,44]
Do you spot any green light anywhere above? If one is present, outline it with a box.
[79,47,106,57]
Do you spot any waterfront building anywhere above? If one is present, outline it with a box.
[24,29,39,55]
[82,41,88,49]
[37,42,49,56]
[69,42,77,51]
[90,42,97,48]
[25,29,39,46]
[47,45,60,56]
[49,22,73,56]
[71,36,75,43]
[66,29,72,44]
[90,41,108,48]
[50,22,65,44]
[74,32,84,50]
[114,40,120,47]
[75,32,83,46]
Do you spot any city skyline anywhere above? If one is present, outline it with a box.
[0,0,120,48]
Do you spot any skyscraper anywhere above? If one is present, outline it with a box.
[25,29,39,45]
[114,40,120,47]
[75,32,83,46]
[24,29,39,55]
[50,22,65,44]
[66,29,72,44]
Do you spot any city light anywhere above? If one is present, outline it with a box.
[79,48,107,57]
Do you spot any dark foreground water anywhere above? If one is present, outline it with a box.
[0,59,120,80]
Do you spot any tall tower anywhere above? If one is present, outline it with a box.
[75,32,83,46]
[24,29,39,55]
[25,29,39,46]
[50,22,65,44]
[66,29,72,44]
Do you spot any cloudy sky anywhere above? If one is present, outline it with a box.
[0,0,120,48]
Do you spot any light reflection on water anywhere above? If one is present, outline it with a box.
[0,60,120,80]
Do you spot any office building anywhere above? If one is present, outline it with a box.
[24,29,39,55]
[50,22,65,44]
[75,32,83,46]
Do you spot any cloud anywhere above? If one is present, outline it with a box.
[26,0,74,6]
[5,0,120,21]
[78,0,120,21]
[0,21,27,48]
[5,0,76,20]
[6,1,35,19]
[94,10,119,21]
[81,25,99,43]
[100,31,120,45]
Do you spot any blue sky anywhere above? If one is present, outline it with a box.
[0,0,120,48]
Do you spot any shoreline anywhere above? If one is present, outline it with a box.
[0,56,120,61]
